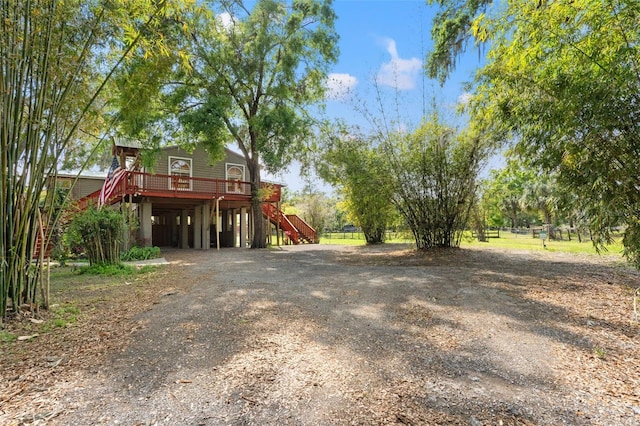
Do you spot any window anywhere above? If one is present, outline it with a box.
[169,157,192,190]
[226,163,245,193]
[57,178,72,189]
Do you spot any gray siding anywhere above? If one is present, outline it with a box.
[153,146,248,181]
[56,176,104,200]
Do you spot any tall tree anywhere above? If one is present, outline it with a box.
[428,0,640,265]
[318,131,395,244]
[123,0,339,248]
[387,116,484,249]
[286,186,332,237]
[521,176,557,236]
[482,160,537,229]
[0,0,173,321]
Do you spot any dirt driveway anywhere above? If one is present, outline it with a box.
[6,244,640,425]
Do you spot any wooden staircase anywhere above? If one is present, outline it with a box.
[262,203,318,244]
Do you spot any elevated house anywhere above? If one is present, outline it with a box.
[57,142,317,249]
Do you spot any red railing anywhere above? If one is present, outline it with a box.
[286,214,318,243]
[33,227,54,259]
[262,203,299,244]
[75,171,282,209]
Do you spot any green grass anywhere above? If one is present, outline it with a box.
[320,233,368,245]
[461,230,624,256]
[0,330,17,342]
[78,263,138,276]
[320,230,625,257]
[0,265,163,355]
[320,231,414,245]
[41,304,82,331]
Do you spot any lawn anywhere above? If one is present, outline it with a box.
[320,229,625,257]
[320,231,414,245]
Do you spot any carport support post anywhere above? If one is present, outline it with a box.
[230,208,237,247]
[215,196,223,251]
[180,209,189,249]
[194,204,202,249]
[140,200,152,247]
[240,207,247,248]
[202,203,210,250]
[170,214,177,246]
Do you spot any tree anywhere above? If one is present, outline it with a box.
[428,0,640,266]
[121,0,339,248]
[318,131,395,244]
[387,116,484,249]
[521,177,557,237]
[0,0,174,321]
[68,206,124,266]
[285,186,332,237]
[481,160,537,229]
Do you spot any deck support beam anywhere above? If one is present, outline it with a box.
[202,203,211,250]
[194,205,202,249]
[140,200,152,247]
[180,209,189,249]
[231,209,237,247]
[240,207,247,248]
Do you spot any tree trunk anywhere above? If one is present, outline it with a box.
[544,210,556,239]
[248,158,266,249]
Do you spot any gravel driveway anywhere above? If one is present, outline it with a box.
[52,244,639,425]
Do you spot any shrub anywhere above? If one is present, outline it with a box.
[67,206,124,265]
[120,246,161,261]
[78,263,137,276]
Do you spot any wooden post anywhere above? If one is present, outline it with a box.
[216,196,223,251]
[276,202,281,246]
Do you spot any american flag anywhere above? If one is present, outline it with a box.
[98,156,126,208]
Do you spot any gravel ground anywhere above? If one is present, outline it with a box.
[2,244,639,425]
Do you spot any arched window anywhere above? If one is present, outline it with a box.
[226,164,244,193]
[169,157,192,190]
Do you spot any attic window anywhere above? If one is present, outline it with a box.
[169,157,192,190]
[226,164,244,193]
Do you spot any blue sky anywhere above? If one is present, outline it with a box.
[266,0,484,192]
[325,0,478,125]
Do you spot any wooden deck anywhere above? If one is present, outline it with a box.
[76,171,282,209]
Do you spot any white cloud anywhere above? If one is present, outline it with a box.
[457,92,473,106]
[216,12,234,31]
[375,38,422,91]
[325,73,358,100]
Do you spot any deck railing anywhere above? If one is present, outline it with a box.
[75,171,281,209]
[286,214,318,243]
[262,203,299,244]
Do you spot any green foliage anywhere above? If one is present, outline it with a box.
[429,0,640,267]
[426,0,490,83]
[117,0,339,248]
[50,305,81,329]
[120,246,161,261]
[0,330,17,343]
[0,0,172,320]
[593,346,607,360]
[462,230,624,256]
[77,263,138,276]
[386,116,484,249]
[285,188,332,238]
[319,129,396,244]
[621,219,640,269]
[481,160,536,229]
[67,206,124,266]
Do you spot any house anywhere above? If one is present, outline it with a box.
[57,142,317,249]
